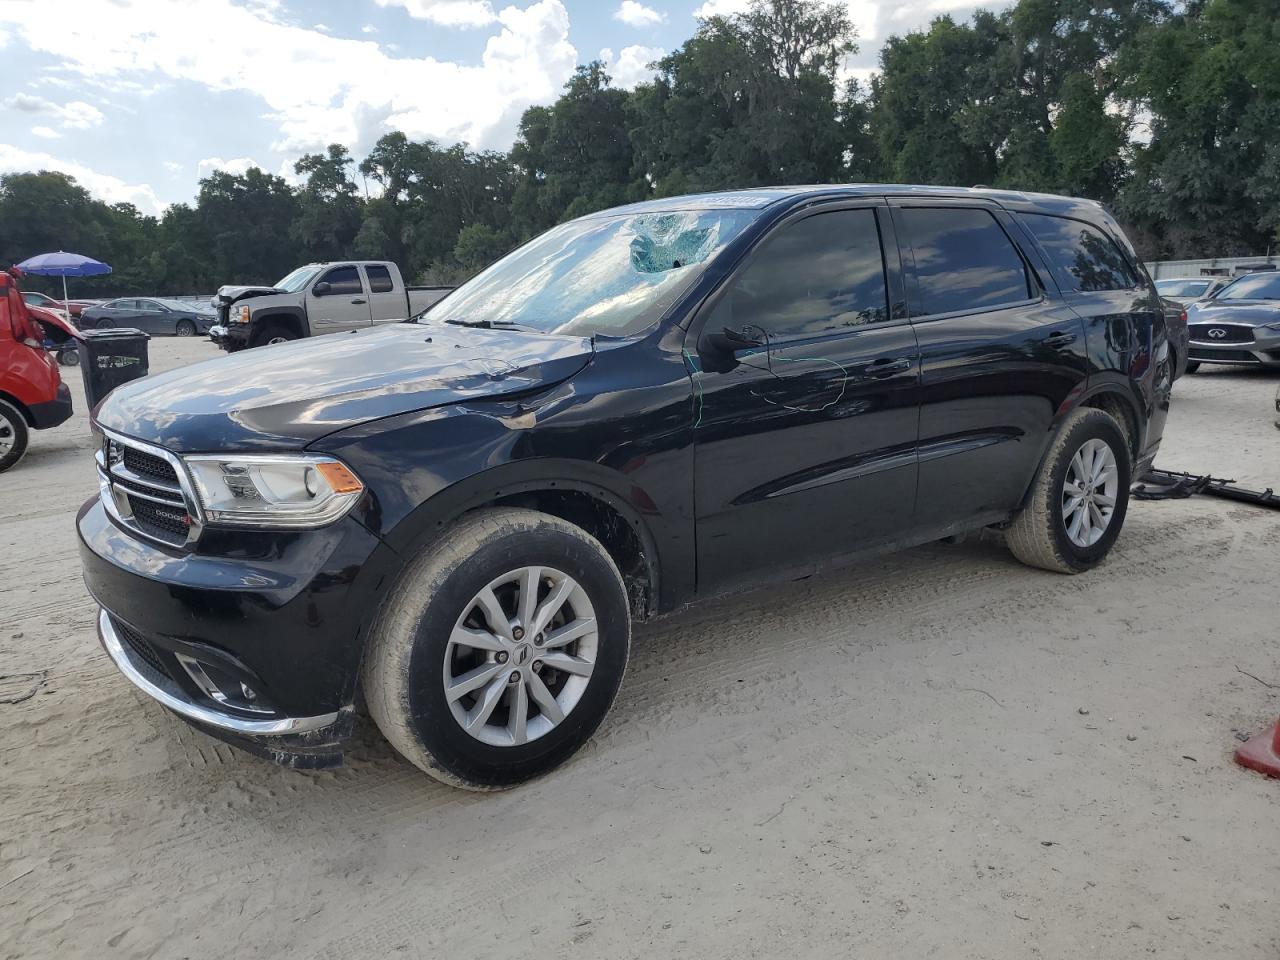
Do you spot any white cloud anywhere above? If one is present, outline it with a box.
[10,93,105,129]
[31,125,61,139]
[0,143,164,214]
[374,0,498,28]
[614,1,664,28]
[362,23,378,33]
[693,0,748,17]
[313,22,332,33]
[600,45,664,88]
[0,0,578,159]
[197,156,260,177]
[163,160,183,173]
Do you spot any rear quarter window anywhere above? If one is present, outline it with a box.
[1018,213,1137,293]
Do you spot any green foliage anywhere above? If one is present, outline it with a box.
[1,0,1276,290]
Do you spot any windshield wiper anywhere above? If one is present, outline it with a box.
[443,318,536,331]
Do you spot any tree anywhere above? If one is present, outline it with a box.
[292,144,362,261]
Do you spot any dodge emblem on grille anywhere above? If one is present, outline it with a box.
[1207,328,1228,338]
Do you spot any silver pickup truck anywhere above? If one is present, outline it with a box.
[209,261,451,351]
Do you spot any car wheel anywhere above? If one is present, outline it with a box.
[175,319,196,337]
[57,346,80,366]
[1184,361,1200,374]
[95,317,115,329]
[0,399,31,473]
[1005,407,1132,574]
[363,507,631,790]
[253,322,298,347]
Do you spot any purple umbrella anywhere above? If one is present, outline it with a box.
[16,251,112,311]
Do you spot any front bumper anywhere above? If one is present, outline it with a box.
[208,322,250,351]
[1188,327,1280,366]
[29,382,73,429]
[79,496,403,766]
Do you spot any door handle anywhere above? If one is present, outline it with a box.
[350,298,367,305]
[866,357,913,378]
[1045,331,1077,346]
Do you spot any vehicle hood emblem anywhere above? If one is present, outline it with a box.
[1207,328,1227,338]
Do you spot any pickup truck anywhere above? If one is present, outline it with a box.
[209,261,451,351]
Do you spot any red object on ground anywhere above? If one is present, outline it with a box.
[1235,717,1280,779]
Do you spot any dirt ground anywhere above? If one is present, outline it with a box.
[2,339,1278,960]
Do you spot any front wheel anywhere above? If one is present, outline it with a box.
[1006,407,1132,574]
[0,399,31,473]
[363,508,631,789]
[175,319,196,337]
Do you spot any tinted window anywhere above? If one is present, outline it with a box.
[1155,280,1210,297]
[136,300,164,312]
[366,265,394,294]
[1217,271,1280,300]
[319,266,362,295]
[711,209,888,340]
[1020,214,1136,292]
[899,207,1030,316]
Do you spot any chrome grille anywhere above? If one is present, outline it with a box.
[98,432,202,546]
[1189,323,1255,344]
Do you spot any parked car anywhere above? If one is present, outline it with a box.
[81,297,216,337]
[20,290,101,318]
[1161,298,1190,379]
[1154,277,1226,305]
[80,185,1170,788]
[1,270,73,471]
[208,261,452,351]
[1183,270,1280,371]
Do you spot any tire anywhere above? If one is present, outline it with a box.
[175,319,196,337]
[1006,407,1132,574]
[363,507,631,789]
[95,317,115,329]
[57,347,80,367]
[253,321,298,347]
[0,399,31,473]
[1184,361,1200,374]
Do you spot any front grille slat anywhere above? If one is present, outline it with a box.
[1188,347,1258,363]
[100,436,198,546]
[1189,323,1255,344]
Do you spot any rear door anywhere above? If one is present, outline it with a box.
[688,202,921,593]
[892,200,1089,531]
[133,299,170,334]
[308,265,372,332]
[362,264,407,324]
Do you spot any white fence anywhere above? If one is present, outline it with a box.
[1144,255,1278,279]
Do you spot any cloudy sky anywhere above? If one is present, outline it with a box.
[0,0,1004,216]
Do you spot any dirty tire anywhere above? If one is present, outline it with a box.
[362,507,631,790]
[253,322,297,347]
[1006,407,1131,574]
[0,398,30,473]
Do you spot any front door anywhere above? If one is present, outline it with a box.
[688,204,921,595]
[890,201,1090,530]
[308,264,372,332]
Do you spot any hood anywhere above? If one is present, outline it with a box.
[95,323,594,452]
[214,284,285,308]
[1186,299,1280,327]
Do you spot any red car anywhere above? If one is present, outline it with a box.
[1,269,74,471]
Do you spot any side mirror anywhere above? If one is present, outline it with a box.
[313,281,331,296]
[698,325,764,374]
[705,325,763,353]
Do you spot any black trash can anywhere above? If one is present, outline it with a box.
[77,328,151,409]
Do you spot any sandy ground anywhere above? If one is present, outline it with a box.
[1,341,1278,960]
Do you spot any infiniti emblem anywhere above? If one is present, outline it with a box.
[1207,328,1228,339]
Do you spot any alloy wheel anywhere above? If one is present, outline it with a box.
[1062,437,1119,548]
[443,565,598,747]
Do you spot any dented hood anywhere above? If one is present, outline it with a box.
[94,323,593,452]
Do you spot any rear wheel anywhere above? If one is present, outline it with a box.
[175,319,196,337]
[95,317,115,330]
[0,399,31,473]
[1006,407,1131,574]
[363,507,631,789]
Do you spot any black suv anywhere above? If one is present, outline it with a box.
[79,186,1171,788]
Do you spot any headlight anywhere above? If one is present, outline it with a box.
[232,305,250,324]
[183,454,364,527]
